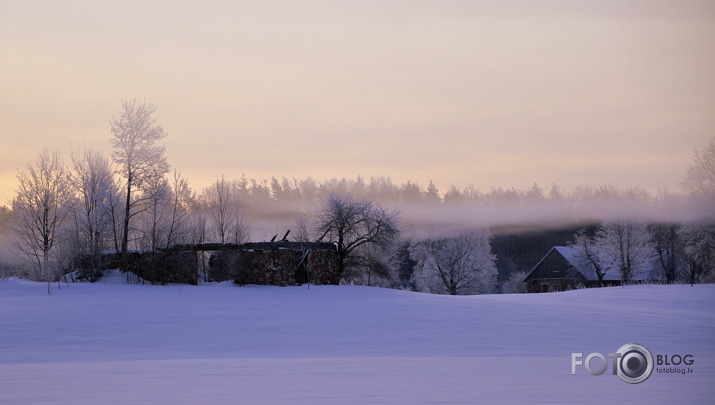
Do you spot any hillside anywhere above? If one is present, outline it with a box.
[0,276,713,404]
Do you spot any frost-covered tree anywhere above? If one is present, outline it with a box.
[572,228,609,286]
[68,149,117,251]
[315,193,399,282]
[410,230,497,295]
[502,270,528,294]
[683,137,715,198]
[110,98,169,256]
[594,220,655,284]
[67,148,120,280]
[12,150,71,293]
[678,220,715,285]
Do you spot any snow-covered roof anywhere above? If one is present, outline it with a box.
[552,246,616,281]
[553,246,658,282]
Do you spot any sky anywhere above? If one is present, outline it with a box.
[1,0,714,206]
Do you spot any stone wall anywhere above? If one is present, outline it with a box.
[133,252,199,285]
[72,243,337,286]
[72,251,200,285]
[209,247,339,286]
[305,250,340,285]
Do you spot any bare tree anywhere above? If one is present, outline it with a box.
[68,149,117,249]
[12,150,71,294]
[294,214,312,242]
[106,177,124,253]
[138,175,171,251]
[315,193,399,283]
[110,98,169,257]
[683,136,715,198]
[186,207,211,282]
[573,228,609,286]
[131,169,193,250]
[207,175,248,244]
[67,148,119,280]
[165,169,192,247]
[594,220,655,284]
[409,230,497,295]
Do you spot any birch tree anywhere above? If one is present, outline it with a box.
[110,98,169,257]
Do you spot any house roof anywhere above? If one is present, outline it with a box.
[525,246,659,282]
[552,246,621,281]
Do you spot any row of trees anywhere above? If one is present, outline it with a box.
[571,220,713,286]
[196,174,692,208]
[6,98,714,294]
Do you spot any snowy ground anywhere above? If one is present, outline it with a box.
[1,273,713,404]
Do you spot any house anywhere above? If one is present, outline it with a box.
[523,246,660,293]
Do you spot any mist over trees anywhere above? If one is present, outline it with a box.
[1,100,713,294]
[205,175,249,245]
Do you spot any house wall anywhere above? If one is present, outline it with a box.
[526,279,576,293]
[525,247,593,293]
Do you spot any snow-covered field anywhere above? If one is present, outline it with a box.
[1,273,713,404]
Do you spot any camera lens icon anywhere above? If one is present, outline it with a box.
[616,343,654,384]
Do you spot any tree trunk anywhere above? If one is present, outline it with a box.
[121,178,132,275]
[43,249,50,295]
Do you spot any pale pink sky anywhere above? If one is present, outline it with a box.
[1,0,714,205]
